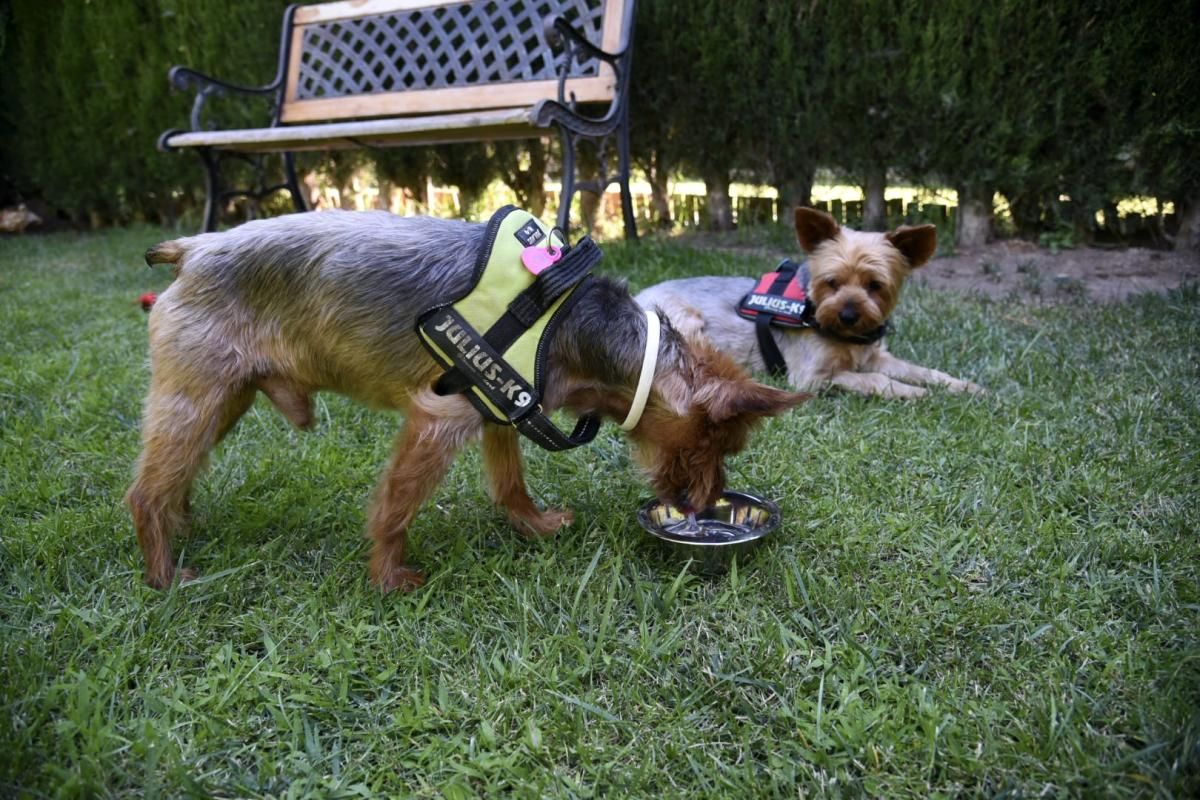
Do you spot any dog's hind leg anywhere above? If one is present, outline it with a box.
[482,425,573,538]
[367,390,482,593]
[652,298,707,343]
[126,377,255,589]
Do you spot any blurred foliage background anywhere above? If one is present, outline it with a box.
[0,0,1196,247]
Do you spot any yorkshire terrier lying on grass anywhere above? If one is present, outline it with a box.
[636,207,985,399]
[128,210,806,592]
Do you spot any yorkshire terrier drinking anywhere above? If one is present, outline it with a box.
[637,207,985,399]
[127,208,807,592]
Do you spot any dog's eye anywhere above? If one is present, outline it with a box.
[825,278,839,290]
[867,280,883,293]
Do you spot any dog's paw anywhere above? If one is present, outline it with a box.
[514,507,574,539]
[375,565,426,593]
[145,565,198,590]
[883,383,928,400]
[943,378,986,395]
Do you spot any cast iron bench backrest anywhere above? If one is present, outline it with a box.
[278,0,630,124]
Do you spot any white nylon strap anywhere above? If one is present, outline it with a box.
[620,308,660,431]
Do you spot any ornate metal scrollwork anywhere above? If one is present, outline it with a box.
[538,11,636,238]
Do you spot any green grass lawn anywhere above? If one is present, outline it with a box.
[1,225,1197,798]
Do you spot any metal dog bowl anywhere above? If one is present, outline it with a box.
[637,490,781,573]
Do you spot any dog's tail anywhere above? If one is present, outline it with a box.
[144,240,187,276]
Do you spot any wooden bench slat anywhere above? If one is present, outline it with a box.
[294,0,471,25]
[164,108,538,153]
[600,0,627,53]
[292,0,628,53]
[280,76,612,124]
[290,0,628,51]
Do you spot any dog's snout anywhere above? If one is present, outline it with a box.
[838,304,859,325]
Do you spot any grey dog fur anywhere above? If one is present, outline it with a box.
[149,210,681,410]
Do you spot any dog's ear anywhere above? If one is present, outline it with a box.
[886,224,938,268]
[794,207,840,253]
[691,344,809,422]
[701,380,811,424]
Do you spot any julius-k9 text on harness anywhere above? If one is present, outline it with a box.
[417,205,602,451]
[737,259,814,376]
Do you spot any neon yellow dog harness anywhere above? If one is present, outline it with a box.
[416,205,602,450]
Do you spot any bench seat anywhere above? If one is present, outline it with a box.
[162,107,539,153]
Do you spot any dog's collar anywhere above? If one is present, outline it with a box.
[620,308,660,431]
[738,258,890,375]
[821,320,891,345]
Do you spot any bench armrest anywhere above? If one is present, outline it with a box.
[536,14,633,136]
[169,66,281,98]
[543,14,624,66]
[165,65,285,143]
[162,8,298,148]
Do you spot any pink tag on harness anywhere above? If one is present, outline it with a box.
[521,245,562,275]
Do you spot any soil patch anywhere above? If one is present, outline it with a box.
[673,233,1198,304]
[912,240,1199,304]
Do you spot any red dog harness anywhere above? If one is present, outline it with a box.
[738,259,811,328]
[737,259,815,375]
[737,258,891,376]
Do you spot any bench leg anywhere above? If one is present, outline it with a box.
[553,124,638,242]
[284,152,308,213]
[199,149,222,233]
[195,150,307,233]
[555,131,577,237]
[616,111,638,241]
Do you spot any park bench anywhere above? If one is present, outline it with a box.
[159,0,636,238]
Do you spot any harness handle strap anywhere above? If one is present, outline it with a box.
[755,312,788,377]
[754,260,799,377]
[516,410,601,452]
[502,237,600,336]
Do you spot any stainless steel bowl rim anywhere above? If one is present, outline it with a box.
[637,490,781,547]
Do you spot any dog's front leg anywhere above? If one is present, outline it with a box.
[482,425,573,537]
[874,352,985,394]
[367,391,482,592]
[830,371,928,399]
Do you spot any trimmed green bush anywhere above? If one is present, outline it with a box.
[1,0,1194,245]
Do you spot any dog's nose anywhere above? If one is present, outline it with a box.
[838,304,859,325]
